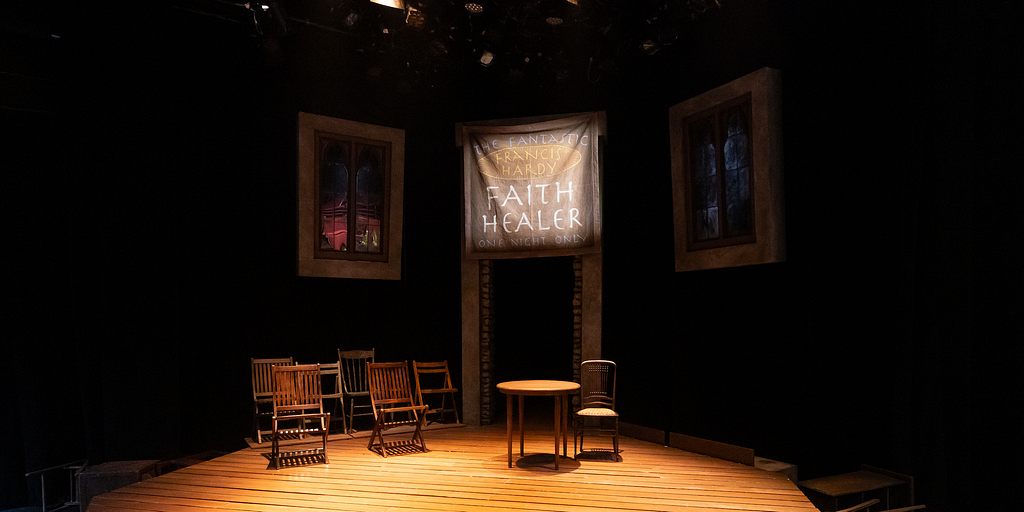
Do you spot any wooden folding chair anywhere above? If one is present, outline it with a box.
[413,360,460,424]
[270,364,331,469]
[318,361,347,435]
[366,361,428,457]
[251,357,293,444]
[338,349,375,433]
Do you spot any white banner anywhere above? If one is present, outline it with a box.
[463,113,601,258]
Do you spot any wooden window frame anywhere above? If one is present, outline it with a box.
[297,112,404,280]
[669,68,785,272]
[312,134,391,262]
[683,94,757,252]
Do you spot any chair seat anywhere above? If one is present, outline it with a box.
[275,412,330,420]
[577,407,618,417]
[275,425,328,436]
[377,404,427,415]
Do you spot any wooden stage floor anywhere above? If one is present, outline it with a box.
[89,421,817,512]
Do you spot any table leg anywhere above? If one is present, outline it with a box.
[561,392,569,457]
[553,395,561,470]
[518,394,525,456]
[506,393,513,468]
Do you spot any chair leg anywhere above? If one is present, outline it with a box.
[368,414,388,457]
[332,398,347,435]
[436,394,446,423]
[271,419,280,470]
[613,420,619,458]
[322,417,330,465]
[414,412,428,452]
[341,402,348,435]
[573,417,578,457]
[347,399,354,434]
[254,407,261,444]
[578,417,585,453]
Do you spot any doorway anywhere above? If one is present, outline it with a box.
[492,256,576,421]
[461,253,601,426]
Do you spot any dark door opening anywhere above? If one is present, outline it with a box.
[492,256,575,421]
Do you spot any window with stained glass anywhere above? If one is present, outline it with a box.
[685,95,755,250]
[669,67,784,272]
[315,133,389,261]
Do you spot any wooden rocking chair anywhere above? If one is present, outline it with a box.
[366,361,429,457]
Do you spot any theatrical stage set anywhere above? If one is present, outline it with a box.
[13,0,1001,510]
[69,82,915,512]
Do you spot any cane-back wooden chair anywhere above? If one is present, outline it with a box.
[338,349,375,433]
[412,360,460,424]
[574,359,619,460]
[366,361,428,457]
[270,364,331,469]
[251,357,293,444]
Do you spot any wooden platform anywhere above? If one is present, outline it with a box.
[88,421,817,512]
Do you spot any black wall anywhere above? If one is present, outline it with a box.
[4,1,1020,511]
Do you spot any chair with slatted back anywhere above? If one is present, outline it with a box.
[251,357,293,444]
[270,364,331,469]
[318,361,347,435]
[338,349,375,433]
[366,361,429,457]
[412,360,460,424]
[574,359,619,460]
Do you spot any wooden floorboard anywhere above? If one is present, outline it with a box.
[88,422,817,512]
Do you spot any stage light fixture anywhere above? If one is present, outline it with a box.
[371,0,406,10]
[406,6,425,28]
[465,2,483,14]
[545,16,563,26]
[479,50,494,67]
[640,38,661,55]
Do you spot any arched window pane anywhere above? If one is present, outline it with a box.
[691,121,718,241]
[723,108,752,236]
[355,146,384,254]
[320,141,350,252]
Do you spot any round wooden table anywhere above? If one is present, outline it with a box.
[497,380,580,469]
